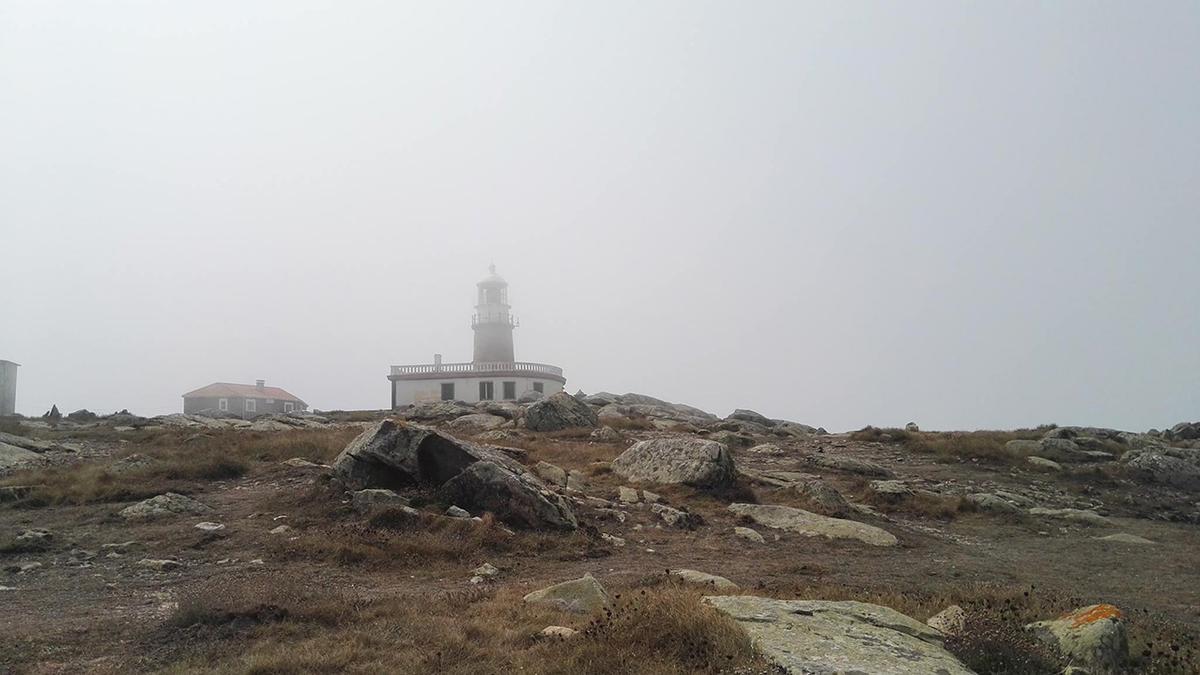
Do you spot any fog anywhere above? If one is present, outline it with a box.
[2,2,1197,432]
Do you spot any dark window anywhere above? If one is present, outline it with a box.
[533,382,544,393]
[502,381,516,400]
[440,383,455,400]
[479,381,494,400]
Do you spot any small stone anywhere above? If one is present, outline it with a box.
[472,562,500,577]
[469,575,485,584]
[137,558,182,572]
[926,605,967,636]
[194,522,225,532]
[601,533,626,547]
[269,525,292,535]
[617,486,640,504]
[734,526,766,544]
[523,575,612,614]
[650,503,701,529]
[1027,456,1063,471]
[446,505,471,518]
[641,490,662,503]
[669,569,738,590]
[1095,533,1155,545]
[540,625,579,638]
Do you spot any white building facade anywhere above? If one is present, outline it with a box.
[388,266,566,407]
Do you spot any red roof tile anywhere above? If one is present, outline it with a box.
[182,382,305,403]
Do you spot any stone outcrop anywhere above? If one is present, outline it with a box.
[446,413,508,432]
[611,437,736,488]
[119,493,212,521]
[523,575,611,614]
[926,605,967,636]
[1121,445,1200,489]
[703,596,972,674]
[332,420,576,530]
[1026,604,1128,673]
[728,503,897,546]
[525,392,599,431]
[1028,507,1111,526]
[350,488,410,514]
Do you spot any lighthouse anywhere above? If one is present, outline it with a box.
[388,265,567,407]
[472,264,517,363]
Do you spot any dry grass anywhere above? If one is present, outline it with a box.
[153,577,763,674]
[851,427,1048,464]
[0,428,358,506]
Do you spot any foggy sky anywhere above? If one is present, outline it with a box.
[2,2,1198,432]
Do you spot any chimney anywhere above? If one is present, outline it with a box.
[255,379,265,389]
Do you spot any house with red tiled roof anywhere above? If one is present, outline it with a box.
[181,380,308,418]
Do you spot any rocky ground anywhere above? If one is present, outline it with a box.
[1,395,1199,674]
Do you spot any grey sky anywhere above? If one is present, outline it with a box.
[2,1,1197,431]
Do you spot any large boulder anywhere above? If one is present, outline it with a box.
[703,596,972,674]
[119,493,212,521]
[523,575,611,614]
[1121,445,1200,489]
[525,392,599,432]
[438,460,578,530]
[398,400,476,423]
[726,409,774,427]
[611,437,736,489]
[1026,604,1128,673]
[332,420,576,530]
[728,503,897,546]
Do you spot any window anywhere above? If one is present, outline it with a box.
[265,398,275,405]
[245,399,257,413]
[479,381,494,401]
[218,398,228,411]
[533,382,544,393]
[283,402,294,413]
[440,383,455,401]
[502,381,516,400]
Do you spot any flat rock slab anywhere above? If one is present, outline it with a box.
[1028,507,1111,526]
[1095,533,1155,545]
[703,596,973,675]
[728,503,897,546]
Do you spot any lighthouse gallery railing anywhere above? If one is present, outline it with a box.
[390,361,563,377]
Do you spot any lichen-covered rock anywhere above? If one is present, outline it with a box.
[611,437,736,488]
[350,488,410,514]
[703,596,973,674]
[669,569,738,590]
[1027,456,1064,471]
[728,503,897,546]
[926,604,967,636]
[119,493,211,521]
[523,575,611,614]
[525,392,599,431]
[651,502,702,529]
[533,460,568,487]
[438,461,578,531]
[332,421,576,530]
[808,454,894,478]
[734,526,766,544]
[1121,445,1200,489]
[446,413,507,432]
[1026,604,1128,673]
[789,480,852,517]
[1028,507,1111,526]
[965,492,1024,514]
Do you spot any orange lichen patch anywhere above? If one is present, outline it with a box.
[1064,603,1123,628]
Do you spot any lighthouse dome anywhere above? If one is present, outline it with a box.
[477,263,508,287]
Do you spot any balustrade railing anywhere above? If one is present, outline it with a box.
[390,361,563,377]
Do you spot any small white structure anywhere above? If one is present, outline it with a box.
[389,266,566,407]
[0,360,18,416]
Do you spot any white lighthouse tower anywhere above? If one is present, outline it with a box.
[387,265,566,407]
[472,264,518,363]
